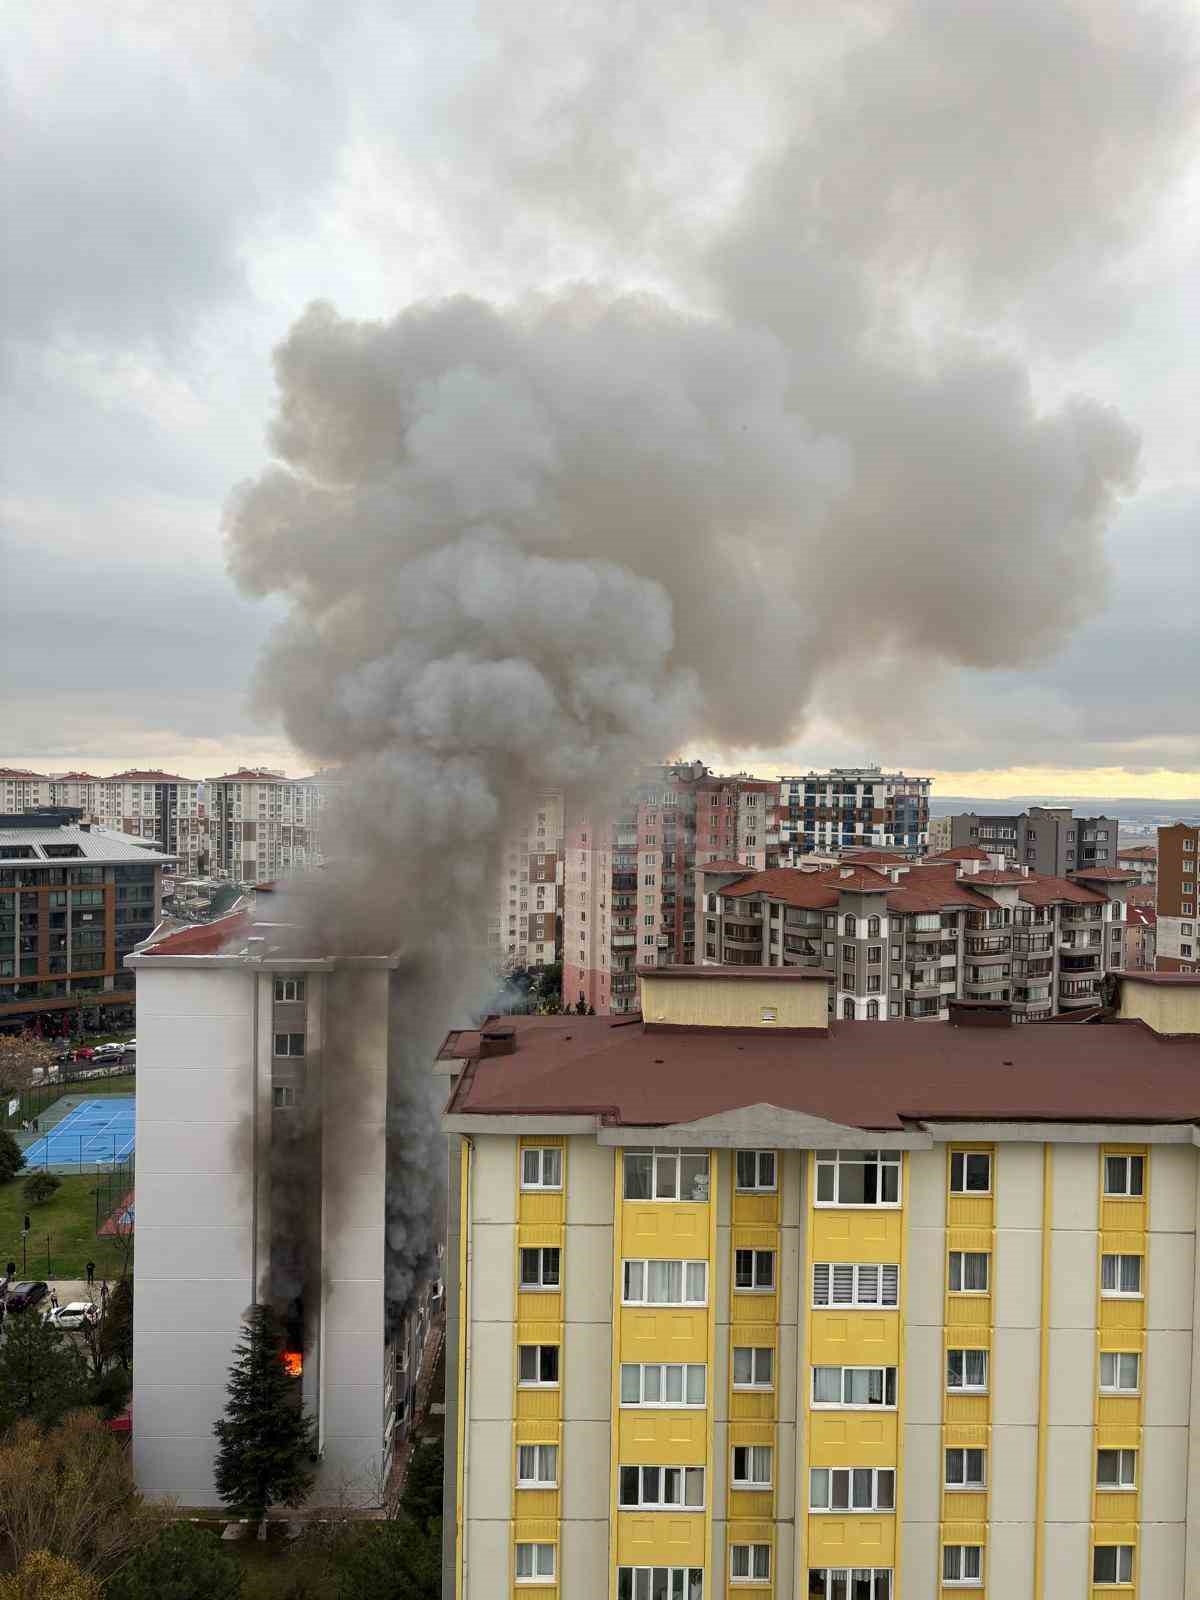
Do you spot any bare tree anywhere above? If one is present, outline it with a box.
[0,1034,56,1101]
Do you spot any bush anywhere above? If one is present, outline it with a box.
[0,1551,100,1600]
[105,1521,243,1600]
[331,1517,440,1600]
[22,1170,60,1205]
[0,1130,23,1184]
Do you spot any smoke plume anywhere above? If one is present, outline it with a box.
[224,0,1195,1314]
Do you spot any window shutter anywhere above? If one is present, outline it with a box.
[881,1263,899,1304]
[857,1263,879,1303]
[813,1263,830,1304]
[832,1264,855,1303]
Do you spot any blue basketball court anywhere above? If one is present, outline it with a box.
[23,1097,135,1168]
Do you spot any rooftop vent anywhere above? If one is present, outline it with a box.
[479,1026,516,1058]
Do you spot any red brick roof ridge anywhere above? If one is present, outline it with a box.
[145,908,250,955]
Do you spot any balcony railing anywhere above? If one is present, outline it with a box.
[723,927,762,944]
[1013,933,1052,953]
[966,935,1011,956]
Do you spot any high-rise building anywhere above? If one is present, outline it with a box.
[947,806,1119,875]
[697,851,1130,1022]
[489,794,564,970]
[0,809,170,1032]
[1155,823,1199,973]
[1117,844,1157,885]
[128,906,440,1504]
[206,769,325,881]
[440,964,1200,1599]
[78,769,207,875]
[778,767,931,855]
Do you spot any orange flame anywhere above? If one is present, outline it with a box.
[282,1350,303,1378]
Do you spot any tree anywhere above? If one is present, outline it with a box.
[22,1171,60,1205]
[0,1034,56,1099]
[105,1521,243,1600]
[213,1305,316,1527]
[97,1278,133,1372]
[0,1129,23,1184]
[0,1308,89,1431]
[400,1437,444,1528]
[331,1517,440,1600]
[0,1551,100,1600]
[0,1413,165,1578]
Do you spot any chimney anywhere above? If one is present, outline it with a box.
[479,1025,517,1058]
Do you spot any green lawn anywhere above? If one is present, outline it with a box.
[71,1072,136,1097]
[0,1169,131,1281]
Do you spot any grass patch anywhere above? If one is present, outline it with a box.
[69,1072,136,1097]
[0,1170,130,1280]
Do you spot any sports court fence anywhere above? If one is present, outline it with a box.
[2,1064,135,1131]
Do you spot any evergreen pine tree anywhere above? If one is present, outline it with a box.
[212,1304,316,1523]
[0,1129,23,1183]
[0,1305,90,1430]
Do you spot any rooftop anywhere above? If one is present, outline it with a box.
[0,824,173,864]
[928,846,991,863]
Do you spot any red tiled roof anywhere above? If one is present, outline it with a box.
[1118,845,1157,860]
[145,910,249,955]
[720,867,838,910]
[1069,865,1136,882]
[109,769,198,783]
[207,769,289,782]
[54,771,102,780]
[1127,884,1156,908]
[1127,905,1157,928]
[928,846,991,862]
[0,768,49,779]
[965,870,1030,885]
[696,859,751,873]
[827,865,892,893]
[842,849,910,865]
[885,865,993,913]
[1016,874,1105,907]
[445,1009,1200,1129]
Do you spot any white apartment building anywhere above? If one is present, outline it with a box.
[0,768,53,811]
[128,910,401,1504]
[207,770,326,882]
[779,767,931,855]
[489,794,564,971]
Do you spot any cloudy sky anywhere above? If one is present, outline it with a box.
[3,0,1198,797]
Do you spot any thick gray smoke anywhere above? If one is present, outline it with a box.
[223,0,1194,1313]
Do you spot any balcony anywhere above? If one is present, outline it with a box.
[966,935,1011,956]
[966,913,1007,931]
[611,934,636,948]
[908,973,940,995]
[723,926,763,945]
[1062,905,1103,922]
[1013,984,1051,1004]
[1060,953,1101,973]
[1013,933,1052,954]
[724,907,762,924]
[906,998,943,1020]
[611,874,638,892]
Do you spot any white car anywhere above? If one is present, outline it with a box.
[93,1042,127,1058]
[46,1301,99,1330]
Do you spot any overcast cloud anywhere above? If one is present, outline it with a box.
[2,0,1198,790]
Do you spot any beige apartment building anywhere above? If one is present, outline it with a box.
[440,966,1200,1600]
[206,769,328,882]
[489,794,565,971]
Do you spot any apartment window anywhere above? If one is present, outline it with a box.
[732,1347,774,1389]
[809,1466,895,1511]
[948,1251,990,1293]
[734,1249,775,1292]
[813,1262,899,1308]
[273,1033,305,1057]
[867,999,880,1019]
[518,1345,559,1386]
[945,1448,986,1489]
[842,944,856,964]
[812,1366,897,1408]
[273,976,306,1002]
[619,1464,705,1509]
[519,1247,561,1290]
[815,1149,901,1206]
[845,915,857,936]
[643,874,656,886]
[731,1444,772,1488]
[624,1148,709,1201]
[516,1443,558,1487]
[620,1363,706,1407]
[1097,1449,1137,1489]
[735,1150,777,1191]
[824,942,834,957]
[730,1543,771,1584]
[947,1350,988,1392]
[515,1543,555,1583]
[1099,1351,1140,1393]
[622,1259,707,1306]
[1104,1154,1144,1196]
[1092,1546,1134,1585]
[808,1571,892,1599]
[271,1085,295,1109]
[867,915,881,937]
[1101,1254,1143,1297]
[949,1150,991,1193]
[521,1146,563,1189]
[617,1569,703,1600]
[943,1545,983,1586]
[867,944,882,965]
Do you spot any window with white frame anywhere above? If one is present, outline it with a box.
[273,976,306,1002]
[814,1149,901,1206]
[515,1542,555,1583]
[1097,1448,1137,1489]
[1092,1545,1134,1584]
[516,1443,558,1487]
[949,1150,991,1192]
[945,1448,986,1489]
[518,1345,559,1386]
[943,1545,983,1586]
[622,1259,707,1306]
[731,1444,772,1488]
[812,1366,898,1408]
[1103,1154,1144,1197]
[273,1032,305,1057]
[808,1570,892,1599]
[732,1346,774,1389]
[520,1146,562,1189]
[813,1262,899,1308]
[947,1349,988,1391]
[1099,1351,1140,1393]
[730,1543,771,1583]
[620,1363,706,1407]
[616,1568,703,1600]
[1101,1254,1143,1297]
[272,1085,295,1109]
[735,1150,777,1191]
[519,1247,561,1290]
[809,1466,895,1511]
[619,1464,704,1509]
[734,1249,775,1292]
[948,1251,990,1293]
[623,1148,710,1201]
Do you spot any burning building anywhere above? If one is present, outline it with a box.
[128,905,442,1505]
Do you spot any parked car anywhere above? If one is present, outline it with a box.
[73,1046,95,1061]
[46,1300,99,1331]
[92,1042,127,1059]
[4,1281,49,1313]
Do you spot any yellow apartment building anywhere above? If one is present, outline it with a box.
[439,967,1200,1599]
